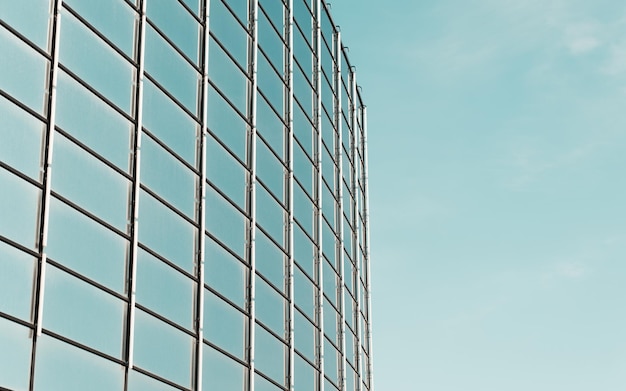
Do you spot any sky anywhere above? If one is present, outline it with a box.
[331,1,626,390]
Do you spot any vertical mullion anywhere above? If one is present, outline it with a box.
[314,0,325,390]
[361,107,373,391]
[30,0,62,389]
[287,0,296,390]
[196,0,212,389]
[125,0,147,382]
[248,0,259,389]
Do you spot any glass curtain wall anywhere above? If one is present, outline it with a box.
[0,0,372,390]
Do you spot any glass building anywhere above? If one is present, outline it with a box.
[0,0,372,390]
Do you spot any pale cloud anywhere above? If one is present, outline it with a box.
[567,36,600,54]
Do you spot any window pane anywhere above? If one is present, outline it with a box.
[43,265,126,358]
[324,338,339,386]
[255,228,284,291]
[0,94,45,180]
[205,186,247,258]
[145,24,199,114]
[56,70,132,171]
[47,197,128,293]
[147,0,199,63]
[52,134,130,231]
[204,290,246,360]
[0,317,32,391]
[254,373,282,391]
[255,324,286,385]
[208,39,247,113]
[0,241,36,321]
[294,354,316,391]
[209,0,248,68]
[205,237,246,309]
[59,9,134,113]
[294,310,315,362]
[136,248,194,330]
[134,309,193,388]
[0,167,41,249]
[202,344,246,391]
[140,133,197,219]
[294,267,315,320]
[143,79,198,165]
[257,54,284,113]
[256,138,285,203]
[206,134,246,208]
[256,95,284,159]
[34,334,124,391]
[256,185,285,247]
[255,276,285,336]
[128,370,180,391]
[138,190,196,273]
[293,224,314,279]
[207,85,247,161]
[0,25,49,114]
[0,0,51,50]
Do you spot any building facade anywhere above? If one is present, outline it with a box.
[0,0,372,390]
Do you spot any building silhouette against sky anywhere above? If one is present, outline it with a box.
[0,0,372,390]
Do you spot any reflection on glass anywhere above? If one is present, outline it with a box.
[206,85,248,160]
[255,324,285,385]
[255,228,284,291]
[206,134,247,208]
[0,317,32,391]
[34,334,124,391]
[0,0,51,50]
[146,0,199,62]
[294,354,316,391]
[47,197,128,293]
[127,370,179,391]
[208,39,248,113]
[0,167,41,249]
[254,372,282,391]
[324,338,339,386]
[134,309,192,388]
[0,95,44,180]
[43,265,125,358]
[202,344,246,391]
[255,276,285,336]
[256,138,285,203]
[205,236,247,309]
[294,267,315,320]
[0,241,35,321]
[205,186,246,258]
[209,0,248,67]
[294,310,315,361]
[204,290,246,359]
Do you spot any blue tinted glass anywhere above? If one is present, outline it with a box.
[209,0,248,67]
[202,344,246,391]
[0,25,49,114]
[147,0,199,62]
[206,85,248,161]
[256,138,285,202]
[134,310,193,388]
[138,190,196,272]
[52,134,130,230]
[258,53,284,112]
[63,0,136,56]
[205,237,247,309]
[143,79,198,165]
[0,94,45,180]
[47,197,128,292]
[0,167,41,249]
[136,248,194,329]
[34,334,124,391]
[294,267,315,320]
[254,372,282,391]
[56,71,132,171]
[294,310,315,361]
[255,324,286,384]
[255,228,284,291]
[205,186,247,258]
[128,370,180,391]
[0,0,51,50]
[256,185,285,246]
[256,95,284,159]
[208,39,248,113]
[255,276,285,336]
[294,354,316,391]
[59,10,134,113]
[144,25,199,113]
[0,241,36,321]
[140,134,197,219]
[43,265,126,358]
[324,338,339,385]
[204,290,246,359]
[0,317,32,391]
[206,134,247,208]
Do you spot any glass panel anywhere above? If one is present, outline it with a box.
[294,354,316,391]
[221,0,247,25]
[258,10,284,72]
[256,94,284,159]
[56,71,132,171]
[59,9,134,113]
[0,167,41,249]
[294,310,315,361]
[138,190,196,273]
[254,373,282,391]
[205,186,247,258]
[205,236,247,309]
[255,276,285,336]
[345,364,356,391]
[128,370,180,391]
[259,0,284,32]
[43,265,125,358]
[322,261,337,306]
[324,302,338,346]
[147,0,200,62]
[293,183,313,238]
[209,0,248,68]
[293,65,313,121]
[202,344,246,391]
[34,334,124,391]
[208,39,247,113]
[145,24,199,113]
[0,25,48,114]
[255,228,284,291]
[0,317,32,391]
[293,101,313,156]
[256,137,285,203]
[141,133,197,219]
[0,0,51,50]
[345,329,355,366]
[256,185,285,247]
[257,53,284,113]
[134,309,193,388]
[63,0,136,56]
[52,133,130,231]
[293,142,313,196]
[0,95,44,180]
[322,221,336,265]
[255,324,286,385]
[324,338,339,386]
[294,267,315,320]
[322,183,335,227]
[47,197,127,292]
[206,134,246,208]
[207,85,248,161]
[293,225,314,279]
[136,248,194,329]
[204,290,246,359]
[143,79,198,165]
[0,241,35,321]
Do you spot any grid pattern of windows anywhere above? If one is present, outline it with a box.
[0,0,372,390]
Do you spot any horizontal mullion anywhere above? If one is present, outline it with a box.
[254,368,288,391]
[205,179,249,218]
[42,328,126,366]
[0,161,42,189]
[0,88,48,123]
[206,78,250,124]
[0,310,34,329]
[141,128,199,175]
[144,72,201,123]
[255,270,288,301]
[0,18,51,59]
[145,18,201,72]
[132,366,191,391]
[135,303,197,338]
[254,318,289,348]
[204,284,249,316]
[202,338,250,368]
[139,184,199,227]
[137,242,198,282]
[0,234,40,258]
[204,230,247,265]
[209,31,251,79]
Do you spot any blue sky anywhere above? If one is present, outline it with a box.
[332,1,626,390]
